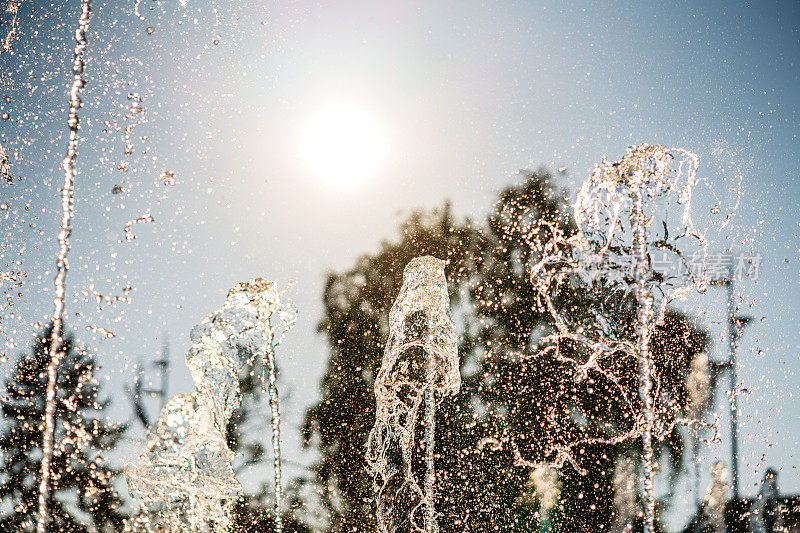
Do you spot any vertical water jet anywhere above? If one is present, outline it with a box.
[631,181,656,529]
[36,1,91,531]
[367,256,459,533]
[264,310,292,533]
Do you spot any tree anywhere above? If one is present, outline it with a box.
[302,169,709,532]
[0,324,128,532]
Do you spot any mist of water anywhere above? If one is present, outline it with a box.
[1,0,22,54]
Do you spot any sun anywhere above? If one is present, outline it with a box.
[301,103,386,188]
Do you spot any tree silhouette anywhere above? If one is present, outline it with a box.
[302,169,708,532]
[0,324,128,532]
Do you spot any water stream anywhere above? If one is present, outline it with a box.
[127,278,295,532]
[367,256,459,533]
[530,144,709,533]
[35,1,91,530]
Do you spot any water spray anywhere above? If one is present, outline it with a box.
[531,144,708,533]
[367,256,459,533]
[127,278,295,532]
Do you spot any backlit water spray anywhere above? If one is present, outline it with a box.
[367,256,459,533]
[126,278,295,532]
[36,1,91,531]
[1,0,22,54]
[531,144,709,533]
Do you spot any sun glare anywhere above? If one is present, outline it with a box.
[301,103,386,188]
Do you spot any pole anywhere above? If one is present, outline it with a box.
[693,438,701,533]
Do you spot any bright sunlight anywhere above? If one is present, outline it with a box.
[301,103,386,188]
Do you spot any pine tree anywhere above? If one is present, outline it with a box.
[0,324,128,532]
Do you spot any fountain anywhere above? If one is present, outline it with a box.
[530,144,709,533]
[127,278,295,532]
[366,256,459,533]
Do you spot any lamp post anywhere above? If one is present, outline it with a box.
[709,259,752,500]
[127,335,170,428]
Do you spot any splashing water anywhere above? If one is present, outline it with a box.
[122,92,143,161]
[126,278,295,532]
[530,144,709,533]
[366,256,459,533]
[81,284,132,312]
[132,0,145,22]
[123,213,154,241]
[0,141,11,183]
[161,170,176,185]
[700,461,729,533]
[36,1,91,531]
[1,0,21,54]
[126,394,212,532]
[85,324,115,338]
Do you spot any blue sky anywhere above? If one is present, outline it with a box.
[0,1,798,530]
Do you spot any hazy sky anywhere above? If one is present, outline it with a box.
[1,1,798,530]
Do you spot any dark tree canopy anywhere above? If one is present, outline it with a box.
[302,169,709,532]
[0,324,128,532]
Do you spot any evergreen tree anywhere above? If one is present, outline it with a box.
[302,169,709,532]
[0,324,128,532]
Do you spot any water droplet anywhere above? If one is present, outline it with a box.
[146,26,155,35]
[213,39,220,46]
[123,214,154,241]
[1,113,9,120]
[160,170,175,185]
